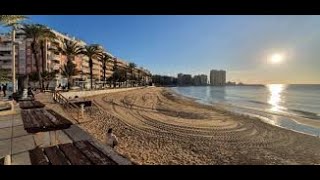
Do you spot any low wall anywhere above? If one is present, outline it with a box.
[61,87,143,99]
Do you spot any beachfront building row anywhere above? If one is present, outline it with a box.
[0,25,152,89]
[210,69,226,86]
[177,73,208,86]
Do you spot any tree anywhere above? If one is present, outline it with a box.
[137,69,142,86]
[49,38,83,61]
[41,70,58,90]
[0,15,27,26]
[128,62,136,86]
[60,60,78,90]
[0,68,10,82]
[112,58,118,88]
[81,45,103,90]
[20,24,55,91]
[99,52,113,87]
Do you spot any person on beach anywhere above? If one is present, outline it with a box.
[106,128,119,148]
[28,87,34,97]
[2,84,7,97]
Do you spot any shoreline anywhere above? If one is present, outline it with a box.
[80,87,320,164]
[169,87,320,137]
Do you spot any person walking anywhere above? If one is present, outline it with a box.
[2,84,7,97]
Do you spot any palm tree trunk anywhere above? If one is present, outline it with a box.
[103,67,106,87]
[31,40,42,91]
[67,77,71,90]
[40,41,46,90]
[89,58,93,90]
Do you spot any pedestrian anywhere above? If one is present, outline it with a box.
[105,128,119,148]
[2,84,7,97]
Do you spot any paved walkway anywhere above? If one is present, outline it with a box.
[0,98,132,165]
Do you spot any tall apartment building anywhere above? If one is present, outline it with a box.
[0,32,24,78]
[210,69,226,86]
[177,73,193,86]
[0,25,152,88]
[193,74,208,86]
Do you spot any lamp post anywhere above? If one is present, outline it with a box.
[12,25,16,94]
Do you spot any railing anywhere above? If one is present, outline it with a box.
[52,90,84,123]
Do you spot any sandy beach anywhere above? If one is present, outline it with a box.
[76,87,320,164]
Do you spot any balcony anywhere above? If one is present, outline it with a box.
[0,64,12,69]
[0,46,12,51]
[0,56,12,60]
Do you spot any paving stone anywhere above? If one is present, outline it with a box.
[0,127,12,141]
[13,117,23,127]
[53,130,73,145]
[12,125,29,138]
[0,119,13,129]
[12,135,35,154]
[33,132,51,148]
[11,151,31,165]
[0,139,11,158]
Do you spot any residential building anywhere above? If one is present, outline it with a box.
[210,69,226,86]
[193,74,208,86]
[177,73,192,86]
[0,25,152,89]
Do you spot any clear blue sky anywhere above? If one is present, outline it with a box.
[5,15,320,84]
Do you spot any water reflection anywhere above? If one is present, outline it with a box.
[267,84,286,112]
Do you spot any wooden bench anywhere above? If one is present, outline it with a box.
[19,101,45,109]
[29,141,117,165]
[21,109,72,133]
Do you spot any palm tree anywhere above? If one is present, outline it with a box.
[41,70,58,90]
[0,15,27,25]
[0,68,10,82]
[128,62,136,87]
[112,58,118,88]
[50,38,83,62]
[60,60,78,90]
[137,68,142,86]
[99,52,113,87]
[20,24,55,91]
[0,15,27,93]
[81,45,103,89]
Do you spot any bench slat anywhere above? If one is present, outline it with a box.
[74,141,116,165]
[29,148,49,165]
[44,146,69,165]
[59,143,92,165]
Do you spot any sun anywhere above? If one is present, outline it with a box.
[270,53,284,64]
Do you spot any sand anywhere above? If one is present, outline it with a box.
[55,87,320,164]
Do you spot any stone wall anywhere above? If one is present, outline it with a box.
[61,87,143,99]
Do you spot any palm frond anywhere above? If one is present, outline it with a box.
[0,15,27,26]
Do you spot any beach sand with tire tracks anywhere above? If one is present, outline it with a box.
[79,87,320,164]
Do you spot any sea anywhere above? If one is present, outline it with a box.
[171,84,320,137]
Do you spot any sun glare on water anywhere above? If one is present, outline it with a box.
[267,84,286,112]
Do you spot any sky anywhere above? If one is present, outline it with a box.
[3,15,320,84]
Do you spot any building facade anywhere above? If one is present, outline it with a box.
[210,69,226,86]
[193,74,208,86]
[0,25,152,89]
[177,73,193,86]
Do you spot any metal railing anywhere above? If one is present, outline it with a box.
[52,90,83,123]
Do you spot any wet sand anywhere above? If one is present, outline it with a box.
[80,87,320,164]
